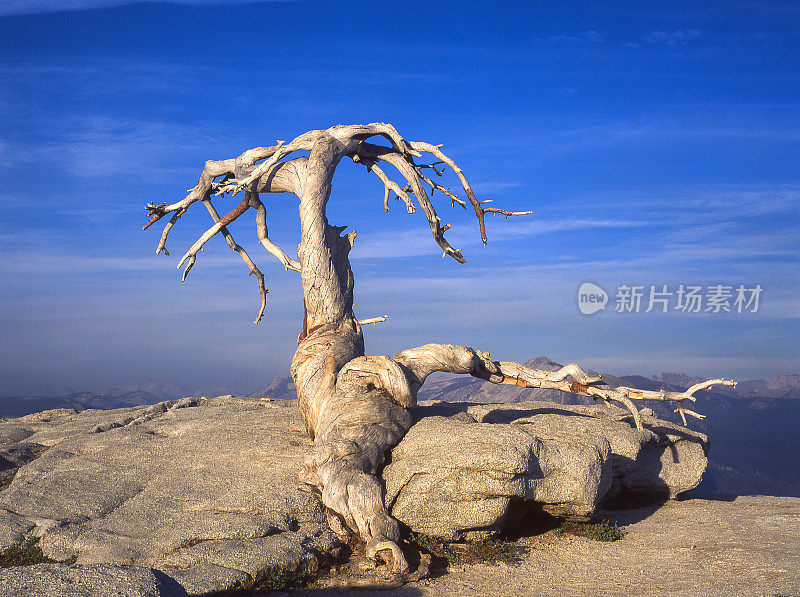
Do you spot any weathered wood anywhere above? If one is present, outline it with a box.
[144,123,735,576]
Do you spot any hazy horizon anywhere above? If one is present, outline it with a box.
[2,357,797,400]
[1,1,798,396]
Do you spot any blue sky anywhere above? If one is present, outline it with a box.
[0,1,798,396]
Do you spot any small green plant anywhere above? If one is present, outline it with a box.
[252,557,330,591]
[407,531,440,553]
[0,537,60,567]
[587,520,625,542]
[257,566,296,591]
[555,519,626,542]
[407,531,527,566]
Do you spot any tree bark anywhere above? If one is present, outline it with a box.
[144,123,736,575]
[289,130,413,570]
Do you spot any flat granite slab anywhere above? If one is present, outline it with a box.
[0,396,338,595]
[297,495,800,597]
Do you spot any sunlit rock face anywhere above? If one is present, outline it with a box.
[383,400,707,540]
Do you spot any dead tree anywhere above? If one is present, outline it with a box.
[143,123,735,574]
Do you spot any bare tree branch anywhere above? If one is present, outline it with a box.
[357,315,388,326]
[154,207,186,256]
[393,344,735,432]
[483,207,533,218]
[352,155,415,214]
[407,141,532,245]
[220,123,414,197]
[143,158,236,230]
[176,195,250,277]
[355,143,466,262]
[251,194,301,272]
[201,197,269,324]
[415,167,467,210]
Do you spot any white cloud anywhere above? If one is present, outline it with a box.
[453,114,800,159]
[0,113,225,187]
[492,218,650,238]
[471,181,523,195]
[587,185,800,218]
[644,30,701,46]
[548,31,604,44]
[351,228,442,259]
[578,354,798,381]
[350,219,652,260]
[0,252,243,275]
[0,0,295,18]
[0,60,207,98]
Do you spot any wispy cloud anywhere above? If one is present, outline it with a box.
[0,252,244,275]
[352,220,799,333]
[0,60,207,99]
[452,115,800,160]
[644,30,702,46]
[548,31,603,44]
[471,181,523,195]
[351,229,442,260]
[0,0,294,18]
[554,120,800,153]
[349,218,652,260]
[579,355,799,380]
[493,218,650,238]
[0,114,221,183]
[588,185,800,218]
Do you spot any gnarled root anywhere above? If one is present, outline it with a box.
[296,337,734,581]
[296,340,733,578]
[321,551,431,590]
[299,384,414,573]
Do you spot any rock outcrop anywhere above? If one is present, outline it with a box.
[0,563,186,597]
[0,396,707,594]
[0,396,338,595]
[383,401,707,540]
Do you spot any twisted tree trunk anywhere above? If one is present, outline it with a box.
[289,132,412,569]
[143,123,735,575]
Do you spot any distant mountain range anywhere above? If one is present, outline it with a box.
[0,378,254,419]
[247,376,296,401]
[247,358,800,499]
[415,357,800,499]
[414,356,800,405]
[2,360,798,499]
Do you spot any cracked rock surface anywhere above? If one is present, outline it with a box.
[383,400,708,540]
[0,396,337,595]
